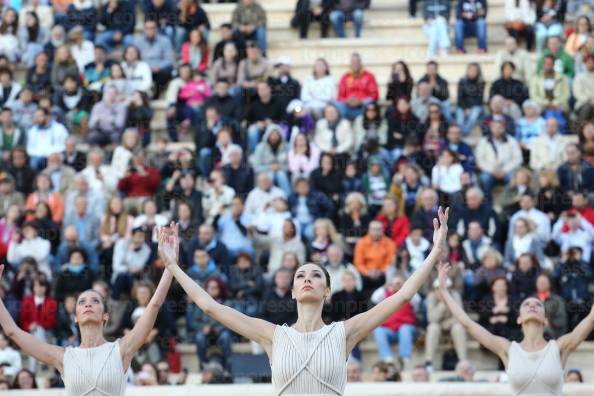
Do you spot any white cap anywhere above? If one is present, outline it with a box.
[275,56,292,67]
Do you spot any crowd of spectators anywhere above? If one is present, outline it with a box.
[0,0,593,389]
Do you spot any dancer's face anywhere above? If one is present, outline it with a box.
[517,297,546,326]
[292,264,330,303]
[75,290,108,326]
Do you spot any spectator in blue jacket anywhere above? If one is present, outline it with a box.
[442,124,476,172]
[289,177,335,240]
[96,0,136,52]
[132,20,174,97]
[422,0,451,57]
[556,143,594,194]
[455,0,487,54]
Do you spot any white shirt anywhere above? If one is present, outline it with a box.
[552,218,594,262]
[509,208,551,243]
[70,40,95,72]
[26,121,69,158]
[431,163,464,194]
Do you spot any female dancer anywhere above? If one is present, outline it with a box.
[437,262,594,395]
[160,207,450,395]
[0,225,175,395]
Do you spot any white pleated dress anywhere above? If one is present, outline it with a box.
[507,340,563,396]
[62,340,127,396]
[271,322,347,396]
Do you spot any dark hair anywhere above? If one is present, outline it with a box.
[12,369,37,389]
[566,369,583,382]
[313,57,330,77]
[68,247,87,262]
[34,276,50,296]
[501,61,516,73]
[25,11,40,42]
[294,262,331,288]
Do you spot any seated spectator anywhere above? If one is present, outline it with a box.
[229,252,263,317]
[476,117,523,197]
[182,28,210,73]
[329,0,369,38]
[329,270,367,330]
[410,188,439,241]
[63,195,100,248]
[535,0,564,52]
[24,173,64,227]
[495,36,532,83]
[552,209,594,262]
[262,268,297,325]
[581,122,594,164]
[54,247,95,301]
[0,67,20,109]
[310,152,342,203]
[244,172,285,219]
[410,82,440,125]
[26,108,68,171]
[375,196,409,248]
[432,149,464,205]
[386,61,414,104]
[385,98,422,161]
[292,0,331,39]
[54,294,78,347]
[289,177,334,240]
[441,126,475,174]
[26,52,51,96]
[307,218,344,263]
[20,0,54,30]
[210,44,239,90]
[0,108,25,158]
[183,223,231,271]
[516,100,546,158]
[455,0,487,54]
[212,22,245,64]
[67,25,94,73]
[117,150,162,211]
[188,248,226,286]
[176,0,210,53]
[96,0,135,53]
[341,160,363,197]
[301,58,336,119]
[338,192,370,252]
[354,102,388,150]
[0,330,21,376]
[88,85,127,147]
[556,143,594,193]
[535,273,567,340]
[250,123,291,196]
[221,146,254,198]
[258,217,306,275]
[554,246,592,328]
[456,63,485,136]
[126,92,153,146]
[62,136,86,173]
[530,118,576,171]
[499,168,533,220]
[456,186,501,240]
[336,53,379,121]
[565,15,592,56]
[425,278,467,370]
[354,220,396,293]
[314,104,354,156]
[245,80,284,153]
[53,75,92,137]
[461,221,492,268]
[530,55,570,114]
[111,227,151,299]
[288,133,321,181]
[509,253,539,302]
[232,0,267,54]
[0,8,21,63]
[55,224,99,274]
[204,79,243,121]
[535,169,568,222]
[508,193,551,245]
[325,245,362,292]
[572,53,594,128]
[490,62,529,119]
[132,199,168,245]
[405,227,430,270]
[537,36,575,79]
[481,95,516,136]
[372,273,417,365]
[504,0,536,50]
[133,20,174,97]
[201,169,235,225]
[145,0,177,43]
[65,0,97,41]
[50,45,79,93]
[216,197,254,257]
[478,276,519,340]
[121,46,153,95]
[422,0,451,57]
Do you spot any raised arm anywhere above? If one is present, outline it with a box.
[437,262,510,366]
[160,224,276,355]
[557,302,594,366]
[344,207,449,353]
[119,224,174,370]
[0,265,65,372]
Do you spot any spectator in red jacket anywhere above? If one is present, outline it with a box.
[571,191,594,226]
[18,276,58,361]
[371,273,418,365]
[336,53,379,120]
[375,196,410,248]
[117,150,162,213]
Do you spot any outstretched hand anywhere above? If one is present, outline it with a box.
[432,206,450,249]
[158,222,179,268]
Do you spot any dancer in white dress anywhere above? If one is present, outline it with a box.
[0,224,177,395]
[160,207,450,396]
[437,262,594,396]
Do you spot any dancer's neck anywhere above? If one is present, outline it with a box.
[79,325,107,348]
[294,301,325,333]
[521,322,547,350]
